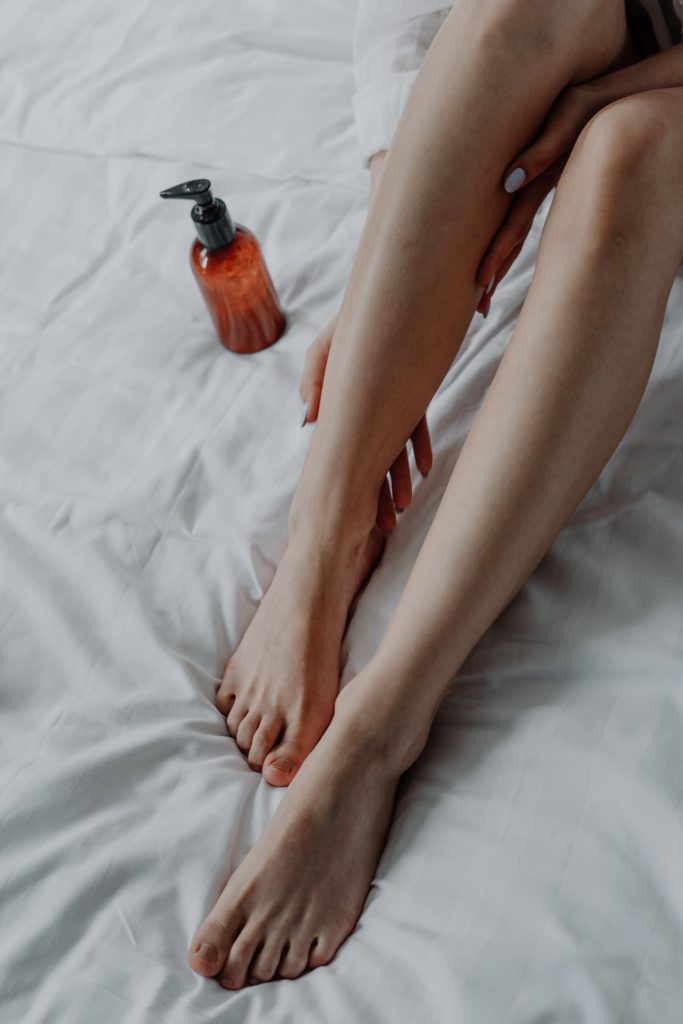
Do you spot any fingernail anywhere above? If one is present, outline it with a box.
[300,403,308,428]
[504,167,526,193]
[482,305,489,319]
[484,273,496,295]
[196,943,218,964]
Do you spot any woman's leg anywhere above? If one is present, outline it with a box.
[217,0,637,788]
[353,87,683,758]
[191,87,683,988]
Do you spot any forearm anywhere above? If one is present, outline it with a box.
[589,41,683,104]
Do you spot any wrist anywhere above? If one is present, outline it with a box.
[574,77,614,117]
[576,46,683,112]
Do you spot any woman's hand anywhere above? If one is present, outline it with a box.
[299,312,433,533]
[476,82,603,315]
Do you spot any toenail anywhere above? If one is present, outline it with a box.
[270,759,293,774]
[195,943,218,965]
[220,977,237,990]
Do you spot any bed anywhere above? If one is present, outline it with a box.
[2,2,682,1021]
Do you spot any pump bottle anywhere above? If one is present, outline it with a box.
[160,179,286,354]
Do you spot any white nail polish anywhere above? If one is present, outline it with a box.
[504,167,526,193]
[485,273,496,295]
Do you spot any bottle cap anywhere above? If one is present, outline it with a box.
[159,179,236,250]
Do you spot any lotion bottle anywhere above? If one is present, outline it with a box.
[160,178,286,354]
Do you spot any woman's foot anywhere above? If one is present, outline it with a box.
[216,522,384,786]
[188,682,411,987]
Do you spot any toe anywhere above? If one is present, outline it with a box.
[226,700,249,738]
[247,715,283,770]
[262,722,325,787]
[247,932,286,984]
[216,657,238,715]
[188,911,243,978]
[277,937,312,980]
[235,712,261,754]
[218,925,262,991]
[308,933,337,969]
[216,687,236,717]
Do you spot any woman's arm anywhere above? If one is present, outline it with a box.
[504,42,683,190]
[475,42,683,310]
[586,40,683,103]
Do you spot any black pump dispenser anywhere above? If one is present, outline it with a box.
[160,179,236,250]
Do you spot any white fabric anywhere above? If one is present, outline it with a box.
[352,0,683,168]
[352,1,451,168]
[1,2,683,1023]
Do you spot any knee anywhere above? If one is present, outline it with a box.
[565,91,683,250]
[580,91,683,176]
[474,0,594,52]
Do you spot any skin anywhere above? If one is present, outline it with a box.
[191,0,683,990]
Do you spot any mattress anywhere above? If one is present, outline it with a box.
[1,2,682,1022]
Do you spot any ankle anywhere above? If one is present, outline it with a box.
[334,664,436,776]
[287,474,378,556]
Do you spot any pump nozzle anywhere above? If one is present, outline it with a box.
[160,179,214,206]
[160,178,236,250]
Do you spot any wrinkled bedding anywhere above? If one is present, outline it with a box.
[1,2,682,1022]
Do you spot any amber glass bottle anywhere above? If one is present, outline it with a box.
[160,179,286,354]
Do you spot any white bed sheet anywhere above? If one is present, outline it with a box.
[1,2,682,1022]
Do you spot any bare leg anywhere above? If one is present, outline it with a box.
[349,88,683,762]
[216,0,637,789]
[190,86,683,988]
[186,17,683,994]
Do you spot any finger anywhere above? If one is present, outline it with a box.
[299,338,330,423]
[547,150,570,188]
[476,272,496,312]
[489,157,570,300]
[389,448,412,512]
[480,182,547,283]
[487,243,523,301]
[478,165,561,292]
[477,210,534,295]
[304,381,323,424]
[411,415,432,476]
[477,292,491,319]
[298,310,338,414]
[376,476,397,533]
[502,114,575,192]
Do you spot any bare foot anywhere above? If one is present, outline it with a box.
[216,524,384,786]
[188,686,404,987]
